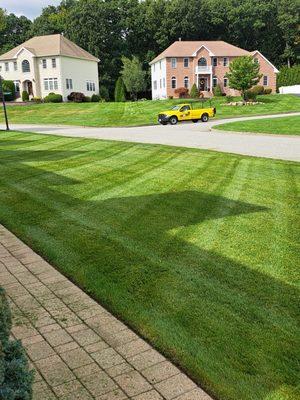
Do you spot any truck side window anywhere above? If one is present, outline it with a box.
[181,105,190,112]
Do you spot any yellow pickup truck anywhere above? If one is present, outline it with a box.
[158,103,216,125]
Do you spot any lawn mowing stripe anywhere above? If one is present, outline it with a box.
[0,131,299,400]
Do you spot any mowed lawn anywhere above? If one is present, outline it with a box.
[2,94,300,127]
[215,115,300,135]
[0,131,299,400]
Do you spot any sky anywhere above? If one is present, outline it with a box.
[1,0,61,20]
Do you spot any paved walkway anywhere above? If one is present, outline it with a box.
[4,112,300,161]
[0,224,212,400]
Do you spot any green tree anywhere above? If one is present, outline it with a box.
[0,8,6,32]
[190,83,199,99]
[226,56,262,101]
[30,1,75,36]
[277,0,300,67]
[114,77,126,102]
[121,56,146,100]
[0,12,32,54]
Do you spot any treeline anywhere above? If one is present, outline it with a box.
[0,0,299,95]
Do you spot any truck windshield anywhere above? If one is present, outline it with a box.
[170,106,181,110]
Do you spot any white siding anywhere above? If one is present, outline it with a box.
[60,56,99,101]
[151,59,167,100]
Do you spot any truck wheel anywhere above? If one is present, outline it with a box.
[160,121,167,125]
[192,119,199,123]
[169,116,178,125]
[201,113,209,122]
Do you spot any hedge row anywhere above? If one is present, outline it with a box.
[277,65,300,89]
[0,287,34,400]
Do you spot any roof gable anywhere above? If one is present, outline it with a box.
[251,50,279,73]
[150,40,250,64]
[0,34,99,62]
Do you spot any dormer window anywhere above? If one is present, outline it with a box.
[223,57,228,67]
[171,58,177,68]
[184,58,189,68]
[22,60,30,72]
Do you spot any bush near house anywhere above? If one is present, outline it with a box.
[213,84,223,97]
[21,91,29,102]
[67,92,86,102]
[189,83,199,99]
[251,85,265,95]
[264,88,272,94]
[277,65,300,89]
[91,94,100,102]
[0,287,34,400]
[2,80,16,101]
[99,86,110,102]
[174,87,189,98]
[244,89,257,101]
[44,93,63,103]
[83,96,91,102]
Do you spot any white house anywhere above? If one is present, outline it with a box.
[0,34,99,101]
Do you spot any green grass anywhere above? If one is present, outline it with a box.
[2,94,300,127]
[215,116,300,135]
[0,131,299,400]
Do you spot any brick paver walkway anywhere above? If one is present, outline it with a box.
[0,224,212,400]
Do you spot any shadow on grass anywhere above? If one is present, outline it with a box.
[0,142,299,400]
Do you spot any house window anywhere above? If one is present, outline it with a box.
[160,79,162,89]
[171,58,177,68]
[254,58,259,64]
[263,75,268,86]
[5,62,9,72]
[44,78,58,91]
[153,80,157,90]
[52,58,56,68]
[22,60,30,72]
[66,79,73,90]
[14,81,20,93]
[184,76,189,89]
[212,57,218,67]
[42,59,47,69]
[212,76,218,87]
[13,62,17,71]
[223,57,228,67]
[184,58,189,68]
[198,57,207,67]
[86,81,96,91]
[163,77,165,88]
[223,77,228,87]
[171,76,176,89]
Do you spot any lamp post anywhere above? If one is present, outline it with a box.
[0,75,9,131]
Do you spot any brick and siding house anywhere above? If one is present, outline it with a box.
[150,40,278,99]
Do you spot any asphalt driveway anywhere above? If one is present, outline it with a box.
[2,112,300,161]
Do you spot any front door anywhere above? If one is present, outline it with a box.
[27,81,33,96]
[198,77,208,91]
